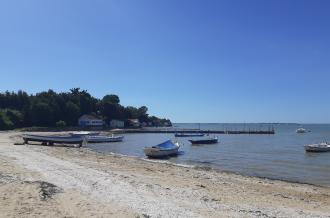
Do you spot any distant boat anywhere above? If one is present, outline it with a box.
[174,133,205,137]
[144,140,180,158]
[189,136,218,144]
[23,134,85,146]
[305,142,330,152]
[86,135,124,143]
[70,131,100,137]
[296,128,307,133]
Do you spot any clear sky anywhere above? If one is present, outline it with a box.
[0,0,329,123]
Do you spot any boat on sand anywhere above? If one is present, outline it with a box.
[23,134,85,147]
[305,142,330,152]
[144,140,180,158]
[189,136,218,144]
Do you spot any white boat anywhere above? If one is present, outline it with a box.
[86,135,124,143]
[23,134,85,146]
[144,140,180,158]
[305,142,330,152]
[296,128,307,133]
[70,131,100,137]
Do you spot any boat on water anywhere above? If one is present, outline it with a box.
[296,128,307,133]
[144,140,180,158]
[189,136,218,144]
[23,134,85,146]
[305,142,330,152]
[86,135,124,143]
[174,132,205,137]
[70,131,100,137]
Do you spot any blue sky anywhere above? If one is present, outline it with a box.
[0,0,329,123]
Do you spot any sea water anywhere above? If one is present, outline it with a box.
[87,123,330,187]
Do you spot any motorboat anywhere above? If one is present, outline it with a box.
[144,140,180,158]
[174,133,204,137]
[23,134,85,147]
[296,128,307,133]
[305,142,330,152]
[86,135,124,143]
[189,136,218,144]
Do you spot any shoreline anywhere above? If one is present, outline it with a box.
[1,131,330,217]
[95,148,330,189]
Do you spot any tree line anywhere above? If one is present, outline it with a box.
[0,88,171,130]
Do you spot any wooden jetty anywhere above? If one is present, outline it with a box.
[113,129,275,135]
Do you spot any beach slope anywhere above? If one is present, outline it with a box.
[1,131,330,217]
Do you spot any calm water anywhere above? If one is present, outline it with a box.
[88,123,330,187]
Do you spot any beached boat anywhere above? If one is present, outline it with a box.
[23,134,85,146]
[189,136,218,144]
[174,133,205,137]
[305,142,330,152]
[296,128,307,133]
[144,140,180,158]
[86,135,124,143]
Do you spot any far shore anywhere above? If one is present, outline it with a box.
[1,131,330,217]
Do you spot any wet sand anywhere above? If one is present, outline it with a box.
[1,131,330,217]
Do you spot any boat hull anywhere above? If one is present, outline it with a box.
[189,138,218,144]
[144,141,180,158]
[87,135,124,143]
[23,134,84,145]
[144,147,179,158]
[175,133,204,137]
[305,145,330,152]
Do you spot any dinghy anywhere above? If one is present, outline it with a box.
[86,135,124,143]
[23,134,85,146]
[305,142,330,152]
[144,140,180,158]
[174,133,204,137]
[189,136,218,144]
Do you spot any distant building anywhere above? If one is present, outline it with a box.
[78,115,104,127]
[127,119,140,128]
[110,119,125,128]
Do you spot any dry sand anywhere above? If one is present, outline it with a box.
[0,131,330,218]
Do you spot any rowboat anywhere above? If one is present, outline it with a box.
[86,135,124,143]
[144,140,180,158]
[174,133,204,137]
[23,134,85,146]
[189,136,218,144]
[305,142,330,152]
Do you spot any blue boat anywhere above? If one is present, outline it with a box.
[144,140,180,158]
[174,133,204,137]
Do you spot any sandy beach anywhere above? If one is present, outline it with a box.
[1,131,330,218]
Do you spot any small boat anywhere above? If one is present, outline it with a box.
[305,142,330,152]
[70,131,100,137]
[174,133,205,137]
[189,136,218,144]
[86,135,124,143]
[296,128,307,133]
[144,140,180,158]
[23,134,85,146]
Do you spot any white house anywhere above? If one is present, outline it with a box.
[78,115,104,127]
[110,119,125,128]
[127,119,140,127]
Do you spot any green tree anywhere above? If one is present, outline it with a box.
[30,102,53,126]
[64,101,80,126]
[102,95,120,104]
